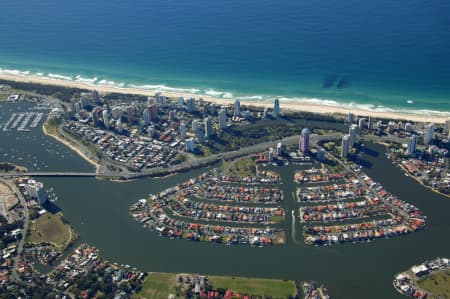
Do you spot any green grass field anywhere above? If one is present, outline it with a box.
[135,272,297,299]
[209,275,297,298]
[28,213,73,249]
[417,270,450,299]
[222,156,256,177]
[135,272,178,299]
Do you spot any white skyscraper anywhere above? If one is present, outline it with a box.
[185,138,196,152]
[177,97,184,109]
[263,107,269,118]
[341,135,350,158]
[218,108,227,130]
[191,119,199,132]
[234,99,241,116]
[424,123,435,145]
[204,117,213,137]
[358,118,367,129]
[102,109,110,128]
[26,180,47,205]
[116,118,123,134]
[180,122,187,139]
[276,142,282,156]
[407,134,418,155]
[268,147,274,161]
[274,98,280,117]
[349,124,358,147]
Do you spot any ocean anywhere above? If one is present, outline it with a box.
[1,0,450,114]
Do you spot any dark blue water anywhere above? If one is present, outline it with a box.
[1,0,450,112]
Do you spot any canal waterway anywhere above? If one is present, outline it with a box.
[1,101,449,298]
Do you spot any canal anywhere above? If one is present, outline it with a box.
[1,101,449,298]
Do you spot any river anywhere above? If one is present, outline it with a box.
[1,101,449,298]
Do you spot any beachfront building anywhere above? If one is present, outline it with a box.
[204,117,213,137]
[349,124,358,147]
[358,118,367,129]
[234,99,241,116]
[424,123,435,145]
[348,112,355,124]
[218,108,227,130]
[300,128,310,153]
[445,119,450,135]
[180,122,187,139]
[367,116,374,130]
[341,135,350,158]
[93,89,100,104]
[187,98,196,113]
[407,134,418,155]
[26,180,47,205]
[274,98,280,117]
[177,97,184,110]
[404,122,414,132]
[263,107,269,118]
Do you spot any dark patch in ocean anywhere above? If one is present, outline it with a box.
[336,77,351,89]
[323,74,338,88]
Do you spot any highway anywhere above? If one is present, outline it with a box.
[0,133,342,180]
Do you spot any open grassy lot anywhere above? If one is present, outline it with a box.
[135,272,178,299]
[417,270,450,299]
[135,272,297,299]
[28,213,73,249]
[221,156,256,177]
[208,275,297,298]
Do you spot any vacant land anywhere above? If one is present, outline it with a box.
[208,275,297,298]
[0,181,19,213]
[417,270,450,299]
[135,272,178,299]
[222,156,256,177]
[28,213,74,249]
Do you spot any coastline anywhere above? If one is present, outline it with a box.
[42,119,100,172]
[1,73,449,124]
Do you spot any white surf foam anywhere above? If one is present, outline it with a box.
[128,84,200,94]
[75,75,98,84]
[47,73,73,81]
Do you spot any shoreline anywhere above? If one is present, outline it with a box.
[42,119,100,172]
[1,73,449,124]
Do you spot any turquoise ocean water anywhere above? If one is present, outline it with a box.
[1,0,450,114]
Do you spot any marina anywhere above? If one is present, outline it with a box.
[2,111,45,132]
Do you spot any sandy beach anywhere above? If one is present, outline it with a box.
[1,73,448,124]
[42,119,100,172]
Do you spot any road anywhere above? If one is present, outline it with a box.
[0,179,30,282]
[0,133,342,180]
